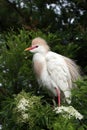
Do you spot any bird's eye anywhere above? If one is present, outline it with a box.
[36,45,38,48]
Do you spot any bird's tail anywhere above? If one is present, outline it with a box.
[63,56,81,82]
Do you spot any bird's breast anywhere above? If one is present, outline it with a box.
[32,53,58,97]
[33,53,46,78]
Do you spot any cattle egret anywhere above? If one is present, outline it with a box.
[25,37,81,107]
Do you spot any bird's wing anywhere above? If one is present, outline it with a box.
[46,52,72,92]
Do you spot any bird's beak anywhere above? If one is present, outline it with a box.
[24,46,36,51]
[24,47,31,51]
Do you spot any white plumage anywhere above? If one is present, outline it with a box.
[25,37,81,106]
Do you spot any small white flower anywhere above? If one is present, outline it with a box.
[54,106,83,120]
[17,98,29,111]
[22,112,28,120]
[16,97,29,122]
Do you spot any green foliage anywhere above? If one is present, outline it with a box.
[0,91,55,130]
[0,29,32,94]
[72,77,87,119]
[53,116,78,130]
[0,87,87,130]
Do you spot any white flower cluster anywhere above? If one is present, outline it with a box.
[54,106,83,120]
[17,97,29,120]
[15,93,40,123]
[17,98,29,111]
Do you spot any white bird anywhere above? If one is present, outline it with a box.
[25,37,81,107]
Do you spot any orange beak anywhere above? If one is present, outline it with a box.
[24,46,37,51]
[24,47,32,51]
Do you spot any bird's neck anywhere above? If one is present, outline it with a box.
[35,50,49,57]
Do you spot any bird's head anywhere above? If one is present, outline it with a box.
[25,37,50,54]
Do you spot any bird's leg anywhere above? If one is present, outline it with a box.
[55,87,60,107]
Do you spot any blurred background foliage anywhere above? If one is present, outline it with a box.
[0,0,87,129]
